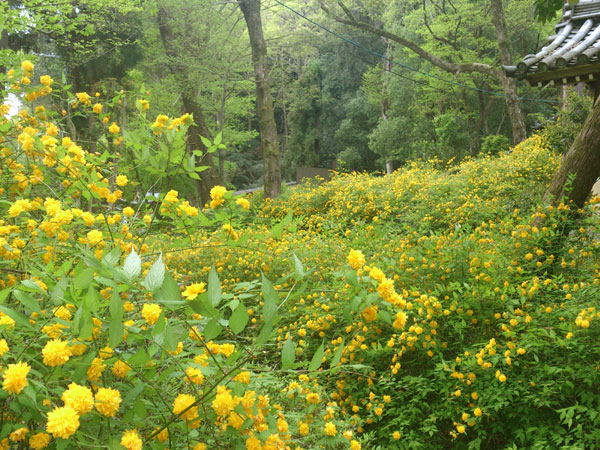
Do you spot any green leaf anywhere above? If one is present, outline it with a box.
[261,274,278,324]
[75,268,94,291]
[51,278,68,305]
[308,343,325,372]
[163,321,177,351]
[208,267,222,307]
[204,318,223,341]
[109,317,124,348]
[200,135,212,148]
[293,254,305,280]
[214,131,222,146]
[269,211,293,239]
[255,322,273,347]
[13,291,42,314]
[0,305,34,331]
[128,348,149,367]
[281,338,296,370]
[330,339,345,368]
[229,302,249,334]
[76,308,93,340]
[144,254,165,292]
[156,272,183,310]
[0,288,10,304]
[188,293,220,318]
[84,287,101,314]
[123,381,146,405]
[110,292,124,319]
[123,246,142,280]
[102,247,121,267]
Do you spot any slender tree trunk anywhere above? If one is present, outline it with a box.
[156,5,219,205]
[239,0,281,198]
[543,95,600,208]
[490,0,527,144]
[0,29,8,99]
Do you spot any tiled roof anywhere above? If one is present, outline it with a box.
[504,0,600,86]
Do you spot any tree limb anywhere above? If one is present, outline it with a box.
[319,0,501,79]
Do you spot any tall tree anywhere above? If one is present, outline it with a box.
[239,0,282,198]
[319,0,528,144]
[156,3,220,205]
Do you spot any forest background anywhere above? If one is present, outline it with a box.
[0,0,584,201]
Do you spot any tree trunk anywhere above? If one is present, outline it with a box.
[0,29,8,99]
[543,96,600,208]
[156,5,219,205]
[490,0,527,144]
[239,0,281,199]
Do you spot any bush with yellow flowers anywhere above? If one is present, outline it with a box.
[2,58,600,450]
[0,60,368,450]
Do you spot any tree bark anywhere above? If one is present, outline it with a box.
[320,0,528,143]
[543,96,600,208]
[156,5,219,205]
[239,0,282,198]
[489,0,527,144]
[0,29,8,99]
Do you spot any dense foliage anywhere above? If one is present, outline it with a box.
[1,64,599,449]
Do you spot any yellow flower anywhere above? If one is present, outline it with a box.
[76,92,91,105]
[173,393,198,421]
[120,429,142,450]
[210,198,224,209]
[246,436,262,450]
[361,305,377,323]
[210,185,227,201]
[347,249,365,270]
[474,407,482,417]
[298,422,309,436]
[392,431,401,440]
[233,371,251,384]
[211,385,235,417]
[21,60,34,73]
[350,440,361,450]
[306,392,321,405]
[185,367,205,384]
[62,382,94,414]
[95,387,122,417]
[456,424,465,434]
[92,103,102,114]
[393,311,407,329]
[182,282,206,300]
[42,339,72,367]
[40,75,53,86]
[29,432,51,450]
[9,427,28,442]
[163,189,179,204]
[115,175,128,186]
[86,229,103,246]
[46,406,80,439]
[324,422,337,436]
[141,303,162,326]
[2,361,30,394]
[123,206,135,217]
[109,122,120,134]
[0,338,9,356]
[112,360,131,378]
[87,357,106,382]
[236,197,250,210]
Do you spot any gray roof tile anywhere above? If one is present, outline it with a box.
[504,0,600,86]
